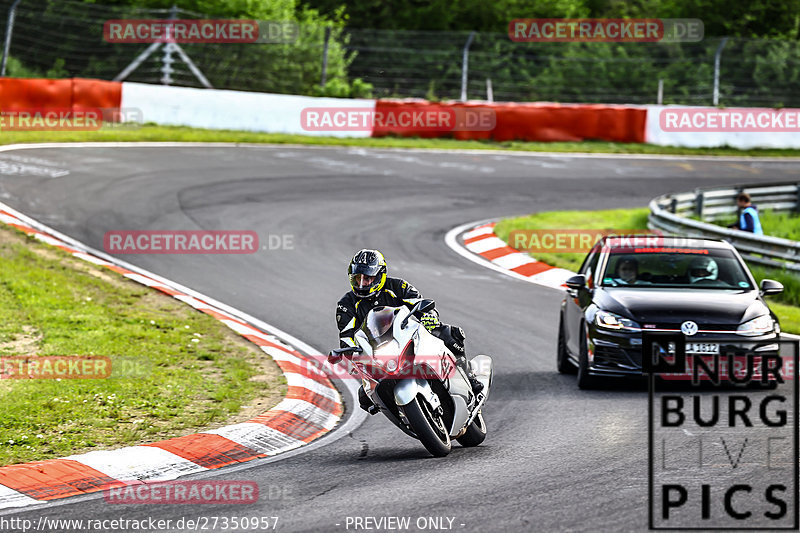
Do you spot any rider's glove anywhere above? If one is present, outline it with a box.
[419,312,440,332]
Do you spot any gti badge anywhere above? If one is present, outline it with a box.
[680,320,698,336]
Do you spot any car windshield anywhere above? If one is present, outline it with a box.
[600,248,753,290]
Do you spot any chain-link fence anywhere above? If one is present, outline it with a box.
[2,0,799,107]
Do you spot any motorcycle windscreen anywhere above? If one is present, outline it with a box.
[360,307,398,347]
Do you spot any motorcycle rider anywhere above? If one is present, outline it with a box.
[331,249,483,414]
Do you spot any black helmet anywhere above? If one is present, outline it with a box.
[348,249,387,298]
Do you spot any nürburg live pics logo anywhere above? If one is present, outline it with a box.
[645,334,799,530]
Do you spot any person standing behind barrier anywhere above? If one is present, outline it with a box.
[728,192,763,235]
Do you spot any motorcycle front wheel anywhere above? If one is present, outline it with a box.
[403,395,451,457]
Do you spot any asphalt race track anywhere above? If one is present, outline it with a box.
[1,145,799,532]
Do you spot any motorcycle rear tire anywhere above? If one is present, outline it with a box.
[456,411,487,447]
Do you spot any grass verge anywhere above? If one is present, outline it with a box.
[3,124,800,157]
[493,207,800,333]
[0,225,286,466]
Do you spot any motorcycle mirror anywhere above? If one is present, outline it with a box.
[402,299,436,328]
[329,346,363,357]
[416,299,436,314]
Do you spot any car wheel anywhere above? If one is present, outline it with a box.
[557,314,576,374]
[576,322,595,390]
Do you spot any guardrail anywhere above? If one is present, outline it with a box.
[648,181,800,272]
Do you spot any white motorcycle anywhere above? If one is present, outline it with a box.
[329,300,493,457]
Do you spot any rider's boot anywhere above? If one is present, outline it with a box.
[358,385,379,415]
[457,357,484,396]
[448,326,483,396]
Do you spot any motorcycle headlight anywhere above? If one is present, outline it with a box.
[373,341,402,374]
[595,310,640,331]
[736,315,775,337]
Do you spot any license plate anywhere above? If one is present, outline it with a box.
[686,342,719,354]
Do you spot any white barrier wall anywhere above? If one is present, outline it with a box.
[645,104,800,149]
[120,82,376,138]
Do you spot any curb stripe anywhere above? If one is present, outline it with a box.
[268,399,340,430]
[0,460,126,501]
[144,434,265,469]
[204,424,305,455]
[251,411,327,442]
[463,233,495,245]
[0,201,343,510]
[449,220,576,291]
[64,447,206,483]
[511,261,554,277]
[479,245,519,261]
[286,387,343,416]
[464,236,508,254]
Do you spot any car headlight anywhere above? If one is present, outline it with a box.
[736,315,775,336]
[595,310,640,331]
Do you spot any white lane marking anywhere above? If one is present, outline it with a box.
[0,141,799,163]
[0,213,22,225]
[65,447,206,482]
[123,272,170,289]
[33,233,68,247]
[72,252,113,267]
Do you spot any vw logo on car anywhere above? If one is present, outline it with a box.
[680,320,698,336]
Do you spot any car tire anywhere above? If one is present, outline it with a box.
[557,315,576,374]
[576,322,595,390]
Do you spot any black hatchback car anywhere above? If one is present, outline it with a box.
[557,235,784,388]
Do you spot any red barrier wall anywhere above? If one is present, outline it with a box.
[0,78,121,111]
[373,99,647,143]
[72,78,122,111]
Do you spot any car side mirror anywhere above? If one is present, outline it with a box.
[760,279,784,296]
[565,275,587,291]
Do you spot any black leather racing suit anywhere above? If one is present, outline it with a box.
[336,276,467,369]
